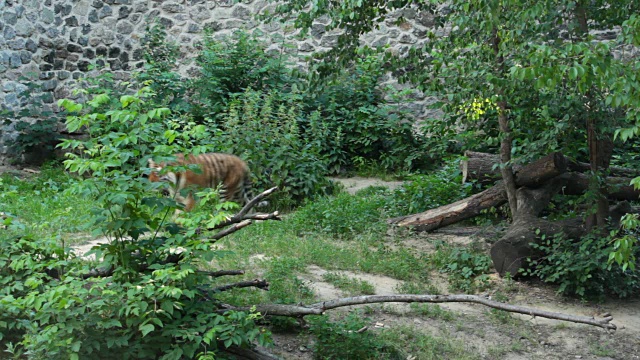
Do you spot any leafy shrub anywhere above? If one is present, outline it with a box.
[136,23,190,112]
[0,87,273,359]
[214,89,334,208]
[292,189,388,238]
[303,53,426,173]
[192,30,299,121]
[308,312,401,360]
[386,157,473,217]
[524,232,640,299]
[429,242,492,293]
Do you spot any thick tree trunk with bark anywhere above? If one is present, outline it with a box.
[390,152,575,231]
[387,184,507,231]
[490,175,586,277]
[461,152,639,201]
[462,151,567,187]
[462,151,640,183]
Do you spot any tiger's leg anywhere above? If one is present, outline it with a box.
[184,193,196,212]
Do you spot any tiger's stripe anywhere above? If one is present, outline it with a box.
[148,153,256,212]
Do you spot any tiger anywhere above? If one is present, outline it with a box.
[148,153,258,212]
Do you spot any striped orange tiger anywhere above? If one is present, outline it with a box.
[148,153,256,212]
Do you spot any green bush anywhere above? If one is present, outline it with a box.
[386,158,473,217]
[0,87,273,359]
[429,242,493,293]
[524,232,640,299]
[213,88,334,208]
[303,53,426,174]
[137,23,190,113]
[192,30,299,121]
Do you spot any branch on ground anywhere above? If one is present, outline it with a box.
[208,187,281,231]
[210,279,270,293]
[225,294,616,330]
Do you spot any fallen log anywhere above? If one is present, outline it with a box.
[461,151,567,186]
[387,183,507,231]
[462,151,640,184]
[490,179,635,278]
[559,172,640,201]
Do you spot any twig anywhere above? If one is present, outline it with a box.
[211,279,270,293]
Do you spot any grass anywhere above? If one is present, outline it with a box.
[0,164,98,244]
[322,272,376,296]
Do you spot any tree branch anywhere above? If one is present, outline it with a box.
[209,219,253,242]
[200,270,245,277]
[225,294,615,330]
[208,187,281,231]
[211,279,270,293]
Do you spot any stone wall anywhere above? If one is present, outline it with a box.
[0,0,436,164]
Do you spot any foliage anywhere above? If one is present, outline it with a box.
[192,29,299,121]
[0,86,274,358]
[214,88,334,208]
[302,52,427,173]
[524,232,640,299]
[136,23,190,113]
[308,312,401,360]
[385,158,473,217]
[429,242,493,293]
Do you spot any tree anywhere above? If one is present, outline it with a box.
[269,1,638,221]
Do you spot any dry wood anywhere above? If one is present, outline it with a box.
[208,187,281,231]
[225,294,615,330]
[462,151,639,184]
[388,182,507,231]
[462,151,567,187]
[212,279,270,293]
[201,270,245,277]
[559,172,639,201]
[210,219,253,241]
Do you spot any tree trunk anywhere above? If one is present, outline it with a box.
[559,172,639,201]
[462,151,639,183]
[387,183,507,231]
[490,175,586,277]
[492,31,518,217]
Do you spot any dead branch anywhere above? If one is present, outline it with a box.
[200,270,245,277]
[210,219,253,242]
[212,279,270,293]
[80,266,114,279]
[208,187,281,231]
[225,294,615,330]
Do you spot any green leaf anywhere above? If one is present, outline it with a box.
[139,323,155,337]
